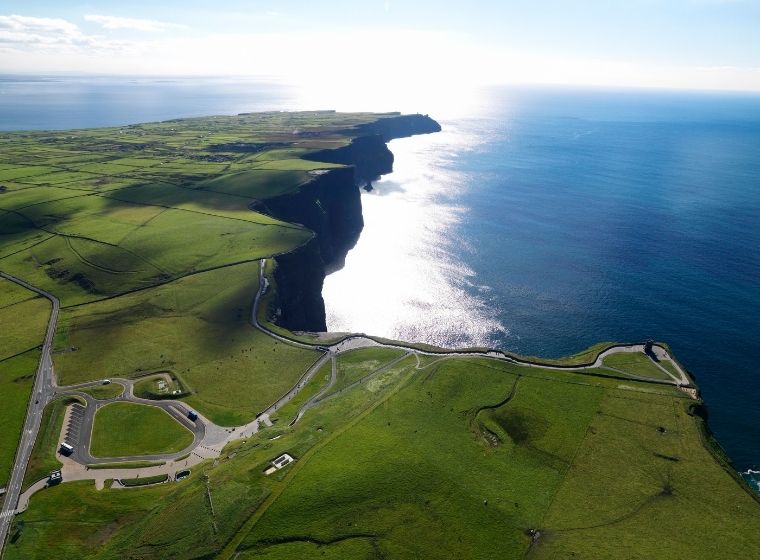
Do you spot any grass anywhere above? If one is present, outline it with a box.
[53,262,321,426]
[325,347,408,397]
[22,397,82,490]
[0,351,39,488]
[602,351,673,381]
[89,402,194,458]
[119,474,168,487]
[0,297,50,359]
[133,374,185,399]
[87,461,165,470]
[0,277,49,488]
[77,384,124,400]
[3,112,759,558]
[268,359,332,425]
[7,351,760,559]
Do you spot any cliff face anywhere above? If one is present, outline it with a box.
[302,135,393,184]
[266,114,441,332]
[302,114,442,184]
[271,238,327,332]
[263,167,363,270]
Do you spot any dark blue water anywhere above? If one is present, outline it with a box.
[1,77,758,491]
[447,88,760,489]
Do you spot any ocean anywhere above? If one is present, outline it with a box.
[1,76,758,492]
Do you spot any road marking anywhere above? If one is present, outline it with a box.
[0,510,15,519]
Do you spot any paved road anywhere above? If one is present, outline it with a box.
[250,259,696,426]
[0,272,59,555]
[4,259,698,550]
[59,381,206,465]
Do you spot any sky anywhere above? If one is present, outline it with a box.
[1,1,760,91]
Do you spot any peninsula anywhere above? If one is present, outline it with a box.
[0,111,758,559]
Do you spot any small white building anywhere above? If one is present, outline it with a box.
[264,453,295,475]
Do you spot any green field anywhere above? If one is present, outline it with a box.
[77,383,124,400]
[0,277,49,488]
[87,460,165,470]
[0,350,40,488]
[89,402,194,458]
[53,263,321,425]
[133,374,184,399]
[22,397,83,489]
[120,474,169,487]
[2,112,759,559]
[602,351,673,381]
[9,348,758,559]
[319,347,409,400]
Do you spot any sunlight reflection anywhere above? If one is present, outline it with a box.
[322,123,508,348]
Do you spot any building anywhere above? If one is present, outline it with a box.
[264,453,295,475]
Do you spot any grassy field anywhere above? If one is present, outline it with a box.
[269,359,332,425]
[53,262,321,425]
[87,461,165,470]
[602,351,673,381]
[89,402,194,458]
[0,277,49,488]
[133,375,185,399]
[120,474,169,487]
[78,384,124,400]
[6,348,760,559]
[0,350,40,488]
[22,397,83,490]
[3,112,759,558]
[318,347,409,399]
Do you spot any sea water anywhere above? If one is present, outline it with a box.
[324,87,760,491]
[1,76,758,491]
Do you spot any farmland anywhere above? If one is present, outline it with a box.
[1,112,758,559]
[7,350,760,559]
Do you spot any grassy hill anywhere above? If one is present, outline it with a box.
[1,112,758,559]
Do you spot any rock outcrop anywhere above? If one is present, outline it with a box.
[265,114,441,332]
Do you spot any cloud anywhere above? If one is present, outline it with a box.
[84,14,187,32]
[0,14,134,52]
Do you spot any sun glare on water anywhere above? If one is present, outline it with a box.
[322,120,508,348]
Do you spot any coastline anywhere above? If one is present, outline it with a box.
[266,119,760,499]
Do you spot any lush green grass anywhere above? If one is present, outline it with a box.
[325,347,408,397]
[78,384,124,400]
[120,474,168,487]
[4,113,759,558]
[0,350,39,488]
[8,351,760,559]
[603,351,673,381]
[0,277,49,487]
[515,341,617,366]
[196,169,313,199]
[269,359,332,425]
[659,359,684,380]
[133,375,184,399]
[22,397,82,490]
[0,296,50,359]
[87,461,165,470]
[54,262,321,426]
[89,402,194,458]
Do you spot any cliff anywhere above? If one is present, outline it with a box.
[266,113,441,332]
[302,114,441,184]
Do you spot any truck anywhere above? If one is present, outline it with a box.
[59,442,74,456]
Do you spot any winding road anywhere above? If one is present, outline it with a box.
[0,260,696,556]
